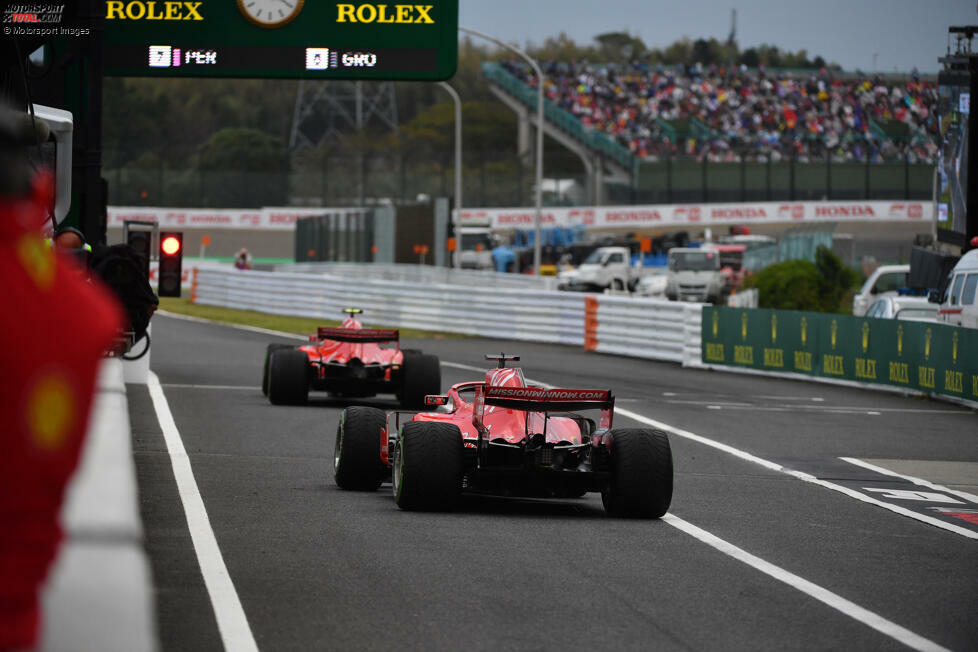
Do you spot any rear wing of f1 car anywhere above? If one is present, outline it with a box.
[316,327,399,343]
[473,385,614,434]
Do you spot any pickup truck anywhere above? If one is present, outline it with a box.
[665,247,726,304]
[556,246,640,292]
[852,264,910,316]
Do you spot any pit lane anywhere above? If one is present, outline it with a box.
[129,313,977,651]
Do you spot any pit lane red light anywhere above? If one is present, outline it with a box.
[161,236,181,256]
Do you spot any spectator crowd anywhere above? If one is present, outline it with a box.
[502,60,939,164]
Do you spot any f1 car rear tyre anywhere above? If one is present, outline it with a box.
[393,421,463,511]
[267,349,310,405]
[334,406,387,490]
[601,428,673,518]
[262,344,292,396]
[399,352,441,408]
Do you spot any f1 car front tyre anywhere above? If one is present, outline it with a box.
[601,428,673,518]
[334,406,387,490]
[262,344,292,396]
[267,349,310,405]
[399,352,441,408]
[393,421,463,511]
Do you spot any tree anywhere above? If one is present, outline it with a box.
[739,48,761,68]
[692,38,721,65]
[594,31,648,61]
[198,128,288,207]
[744,246,859,312]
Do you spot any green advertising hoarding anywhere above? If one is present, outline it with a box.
[103,1,459,80]
[702,306,978,402]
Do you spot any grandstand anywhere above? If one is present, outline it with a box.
[485,60,938,204]
[496,60,938,164]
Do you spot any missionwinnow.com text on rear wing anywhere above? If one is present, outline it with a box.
[474,385,615,433]
[316,327,399,343]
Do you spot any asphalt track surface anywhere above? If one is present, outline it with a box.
[130,313,978,651]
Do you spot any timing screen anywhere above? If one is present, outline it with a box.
[106,44,438,75]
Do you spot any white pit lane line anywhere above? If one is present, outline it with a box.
[147,372,259,652]
[442,360,959,651]
[840,458,978,504]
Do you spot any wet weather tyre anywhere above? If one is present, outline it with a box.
[399,352,441,408]
[393,422,463,511]
[262,344,292,396]
[267,349,309,405]
[334,406,387,490]
[602,428,673,518]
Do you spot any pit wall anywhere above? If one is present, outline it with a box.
[701,306,978,403]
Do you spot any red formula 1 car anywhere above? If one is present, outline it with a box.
[333,354,673,518]
[262,308,440,407]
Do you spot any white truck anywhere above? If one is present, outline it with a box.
[557,246,637,292]
[455,226,495,270]
[932,249,978,328]
[852,264,910,317]
[664,248,726,304]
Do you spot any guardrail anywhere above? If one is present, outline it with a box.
[195,269,584,345]
[585,295,704,365]
[274,262,558,290]
[192,269,977,405]
[193,268,704,361]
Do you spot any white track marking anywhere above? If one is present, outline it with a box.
[841,458,978,504]
[163,383,262,391]
[615,405,978,541]
[756,395,826,401]
[663,515,951,652]
[664,400,965,415]
[147,372,259,652]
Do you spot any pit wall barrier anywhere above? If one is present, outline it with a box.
[701,306,978,403]
[192,268,706,361]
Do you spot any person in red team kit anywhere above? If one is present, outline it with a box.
[0,107,124,650]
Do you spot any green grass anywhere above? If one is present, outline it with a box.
[157,297,464,340]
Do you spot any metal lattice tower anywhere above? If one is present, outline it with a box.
[289,80,399,155]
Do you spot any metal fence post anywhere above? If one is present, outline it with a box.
[826,155,832,200]
[666,156,673,204]
[702,156,708,203]
[766,157,771,201]
[789,155,795,201]
[864,149,871,199]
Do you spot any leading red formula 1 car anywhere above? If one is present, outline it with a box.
[333,354,673,518]
[262,308,440,407]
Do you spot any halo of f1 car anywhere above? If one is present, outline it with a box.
[262,308,441,408]
[332,353,674,518]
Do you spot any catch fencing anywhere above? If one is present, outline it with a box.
[192,268,704,361]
